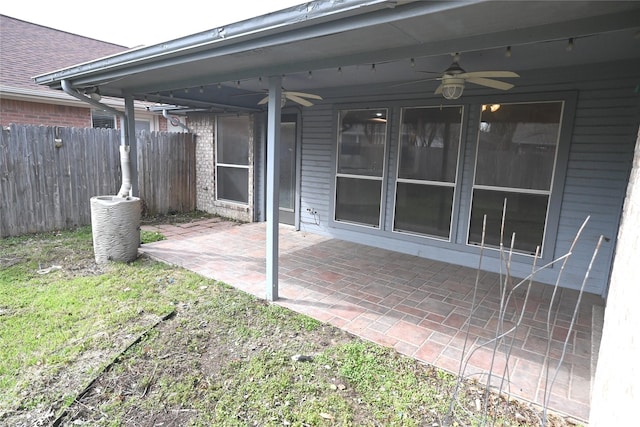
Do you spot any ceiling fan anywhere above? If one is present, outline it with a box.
[256,90,323,107]
[398,53,520,100]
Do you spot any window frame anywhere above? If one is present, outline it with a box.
[278,120,297,213]
[91,110,116,129]
[331,107,391,230]
[392,104,465,242]
[215,115,251,206]
[465,93,576,260]
[326,93,575,267]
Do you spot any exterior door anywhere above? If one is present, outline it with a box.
[279,114,298,225]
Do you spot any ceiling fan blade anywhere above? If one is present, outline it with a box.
[416,70,442,75]
[257,96,269,105]
[286,94,314,107]
[233,91,266,98]
[285,91,322,100]
[465,77,515,91]
[390,78,439,88]
[434,84,444,95]
[459,71,520,79]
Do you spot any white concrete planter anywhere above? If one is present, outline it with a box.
[90,196,141,263]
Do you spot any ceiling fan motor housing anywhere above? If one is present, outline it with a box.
[444,61,466,75]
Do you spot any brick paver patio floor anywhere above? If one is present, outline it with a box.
[141,219,604,421]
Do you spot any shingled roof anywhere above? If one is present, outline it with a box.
[0,14,128,95]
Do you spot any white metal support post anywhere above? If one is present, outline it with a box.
[266,76,282,301]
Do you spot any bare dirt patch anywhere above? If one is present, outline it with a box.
[54,287,576,427]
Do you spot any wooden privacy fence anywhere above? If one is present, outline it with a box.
[0,125,196,237]
[137,130,196,217]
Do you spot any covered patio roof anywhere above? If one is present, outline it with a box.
[30,0,640,301]
[34,1,640,112]
[29,4,634,420]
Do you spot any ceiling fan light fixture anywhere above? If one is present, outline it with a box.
[399,54,519,98]
[441,81,464,100]
[482,104,501,112]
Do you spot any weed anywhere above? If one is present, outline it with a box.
[140,230,165,244]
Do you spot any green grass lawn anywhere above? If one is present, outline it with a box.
[0,224,572,426]
[0,227,211,422]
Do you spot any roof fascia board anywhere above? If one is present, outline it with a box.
[1,87,85,106]
[0,86,150,111]
[34,0,477,88]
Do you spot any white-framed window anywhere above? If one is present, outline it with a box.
[91,110,115,128]
[334,108,388,228]
[393,105,463,240]
[468,101,564,255]
[216,115,250,204]
[135,120,151,133]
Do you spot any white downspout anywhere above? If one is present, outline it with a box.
[162,109,191,132]
[61,79,132,197]
[117,144,132,198]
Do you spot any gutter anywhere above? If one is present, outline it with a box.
[61,79,132,198]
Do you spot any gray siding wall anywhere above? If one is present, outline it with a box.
[298,104,335,230]
[294,60,639,296]
[554,78,639,294]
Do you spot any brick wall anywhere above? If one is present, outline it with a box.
[158,117,168,132]
[590,127,640,426]
[190,113,215,211]
[188,113,254,222]
[0,99,90,127]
